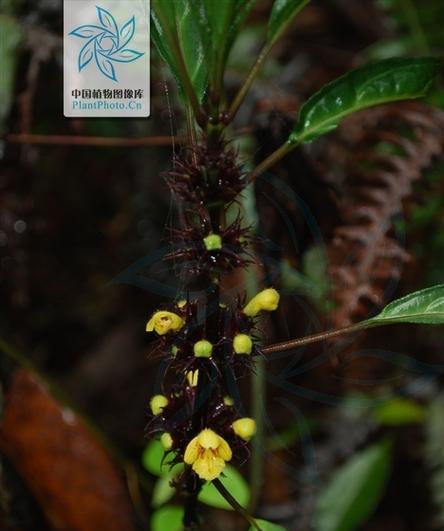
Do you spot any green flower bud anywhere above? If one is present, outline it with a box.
[193,339,213,358]
[233,333,253,355]
[223,396,234,407]
[160,432,173,451]
[150,394,169,415]
[203,233,222,251]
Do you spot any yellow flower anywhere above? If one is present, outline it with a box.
[243,288,280,317]
[186,369,199,387]
[233,333,253,355]
[146,310,185,335]
[184,428,232,481]
[150,394,169,415]
[232,418,256,441]
[160,432,173,451]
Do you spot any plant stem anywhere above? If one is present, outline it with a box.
[250,142,294,181]
[262,321,374,354]
[400,0,430,55]
[213,479,262,530]
[248,356,266,513]
[183,477,201,530]
[226,42,273,123]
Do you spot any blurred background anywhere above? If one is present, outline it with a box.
[1,0,444,530]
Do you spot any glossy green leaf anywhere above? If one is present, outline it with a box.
[290,57,442,144]
[227,0,257,54]
[198,465,250,510]
[267,0,310,46]
[151,0,208,101]
[201,0,256,91]
[374,398,425,426]
[367,284,444,326]
[141,439,167,476]
[0,15,22,133]
[151,505,183,531]
[249,519,287,531]
[314,442,391,531]
[174,0,208,100]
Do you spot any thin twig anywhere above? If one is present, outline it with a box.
[7,133,181,147]
[226,42,272,123]
[213,479,261,530]
[262,322,371,354]
[250,142,294,181]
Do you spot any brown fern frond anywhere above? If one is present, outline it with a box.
[317,102,444,328]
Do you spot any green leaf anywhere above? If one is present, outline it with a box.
[367,284,444,325]
[141,440,166,476]
[374,398,425,426]
[0,15,22,133]
[151,505,183,531]
[227,0,257,55]
[201,0,256,91]
[151,0,208,101]
[198,465,250,510]
[313,441,391,531]
[152,464,183,507]
[290,57,442,144]
[250,519,287,531]
[174,0,208,100]
[267,0,310,46]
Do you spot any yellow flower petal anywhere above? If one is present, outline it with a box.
[243,288,280,317]
[198,428,220,449]
[184,435,200,464]
[146,310,185,335]
[232,417,256,441]
[192,452,226,481]
[217,436,233,461]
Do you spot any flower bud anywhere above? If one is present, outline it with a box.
[146,311,185,335]
[150,394,169,415]
[186,369,199,387]
[243,288,280,317]
[232,417,256,441]
[233,333,253,355]
[160,432,173,451]
[193,339,213,358]
[223,396,234,407]
[203,233,222,251]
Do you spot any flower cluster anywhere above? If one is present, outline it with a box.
[163,141,254,282]
[145,288,279,482]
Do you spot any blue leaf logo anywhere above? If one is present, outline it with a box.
[69,5,144,82]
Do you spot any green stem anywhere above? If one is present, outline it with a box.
[400,0,430,55]
[226,42,273,123]
[213,479,262,530]
[250,142,294,181]
[248,356,266,513]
